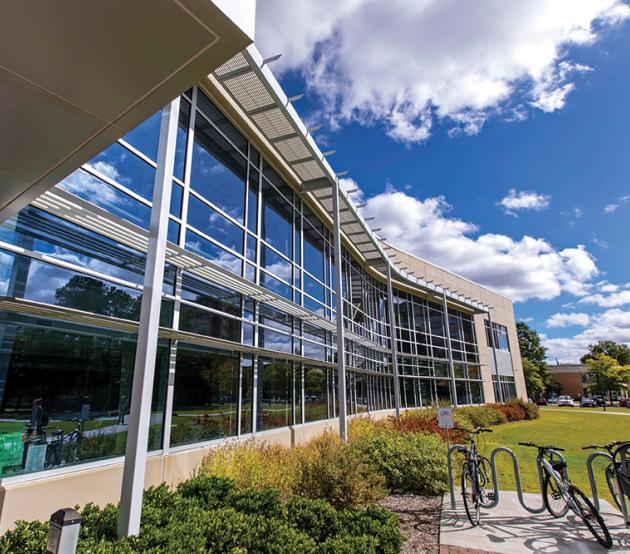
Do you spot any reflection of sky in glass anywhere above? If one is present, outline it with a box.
[59,169,150,229]
[121,110,161,162]
[185,231,242,276]
[187,196,243,253]
[260,271,292,300]
[261,246,291,282]
[191,139,245,223]
[304,237,324,281]
[86,142,156,200]
[263,203,291,258]
[304,273,325,302]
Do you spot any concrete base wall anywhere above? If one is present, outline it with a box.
[0,410,396,533]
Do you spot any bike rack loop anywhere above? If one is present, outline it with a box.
[586,451,630,526]
[447,444,567,514]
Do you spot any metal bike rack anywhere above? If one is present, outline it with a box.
[586,451,630,526]
[447,444,567,514]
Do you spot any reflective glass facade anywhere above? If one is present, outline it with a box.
[0,86,503,479]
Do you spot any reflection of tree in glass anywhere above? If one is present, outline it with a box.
[55,275,140,319]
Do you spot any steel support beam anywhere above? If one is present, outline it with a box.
[386,265,402,419]
[302,177,332,192]
[332,177,347,442]
[442,292,458,407]
[487,309,504,403]
[117,97,180,537]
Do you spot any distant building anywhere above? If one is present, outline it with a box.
[550,364,587,397]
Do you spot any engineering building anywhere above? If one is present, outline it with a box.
[0,32,525,530]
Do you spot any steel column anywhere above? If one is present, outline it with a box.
[442,292,458,407]
[331,177,347,442]
[117,97,180,537]
[487,309,504,403]
[386,264,401,419]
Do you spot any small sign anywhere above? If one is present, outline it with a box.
[25,443,47,472]
[0,432,24,472]
[437,407,454,429]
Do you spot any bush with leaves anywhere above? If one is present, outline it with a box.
[350,425,448,496]
[0,475,403,554]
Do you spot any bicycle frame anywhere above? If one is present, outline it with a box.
[586,450,630,525]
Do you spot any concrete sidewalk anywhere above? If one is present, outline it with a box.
[440,490,630,553]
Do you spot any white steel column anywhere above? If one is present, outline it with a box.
[331,177,347,442]
[487,309,504,403]
[386,264,401,419]
[441,292,458,407]
[117,97,180,538]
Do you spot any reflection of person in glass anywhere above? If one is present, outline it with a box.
[30,398,48,436]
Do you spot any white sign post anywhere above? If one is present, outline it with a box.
[438,407,454,448]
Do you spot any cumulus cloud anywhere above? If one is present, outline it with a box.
[498,189,551,216]
[544,308,630,363]
[580,288,630,308]
[603,194,630,214]
[257,0,629,142]
[359,183,597,302]
[546,312,590,328]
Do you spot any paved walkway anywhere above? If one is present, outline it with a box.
[440,490,630,553]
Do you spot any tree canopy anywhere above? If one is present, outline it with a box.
[583,353,630,401]
[580,340,630,366]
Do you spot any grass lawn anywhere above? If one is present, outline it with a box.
[470,407,630,505]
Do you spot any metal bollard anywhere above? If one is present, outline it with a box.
[44,508,81,554]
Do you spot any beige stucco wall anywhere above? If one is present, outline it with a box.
[387,245,527,402]
[0,410,396,533]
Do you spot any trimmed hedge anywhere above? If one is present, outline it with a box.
[0,477,403,554]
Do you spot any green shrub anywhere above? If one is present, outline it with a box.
[0,475,402,554]
[299,432,387,509]
[350,427,448,495]
[456,405,507,428]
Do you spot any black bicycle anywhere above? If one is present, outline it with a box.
[45,418,85,467]
[519,442,612,548]
[459,426,495,526]
[583,440,630,512]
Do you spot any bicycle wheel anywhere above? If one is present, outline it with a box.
[477,457,495,508]
[461,463,480,526]
[568,484,612,548]
[605,464,623,512]
[543,472,569,518]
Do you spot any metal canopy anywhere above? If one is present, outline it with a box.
[0,0,256,222]
[213,46,487,314]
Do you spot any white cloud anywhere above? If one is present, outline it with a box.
[544,308,630,363]
[360,184,597,302]
[498,189,551,216]
[603,194,630,214]
[604,203,619,214]
[546,312,590,328]
[257,0,629,142]
[580,289,630,308]
[592,236,609,249]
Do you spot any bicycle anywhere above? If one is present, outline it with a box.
[458,426,495,526]
[45,418,85,467]
[519,441,612,548]
[583,440,630,513]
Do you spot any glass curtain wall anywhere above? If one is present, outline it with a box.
[0,85,487,479]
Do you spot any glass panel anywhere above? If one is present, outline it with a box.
[196,89,247,155]
[257,358,292,431]
[170,182,183,218]
[260,271,292,300]
[179,304,241,342]
[86,142,156,200]
[174,98,191,182]
[247,169,259,234]
[191,115,246,223]
[303,225,325,281]
[58,170,151,229]
[167,219,180,244]
[262,180,292,257]
[240,355,253,434]
[261,246,291,282]
[180,273,241,316]
[304,366,328,422]
[0,312,168,477]
[187,195,243,253]
[170,343,239,446]
[185,231,242,275]
[122,110,161,162]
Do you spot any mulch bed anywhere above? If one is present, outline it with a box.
[379,494,443,554]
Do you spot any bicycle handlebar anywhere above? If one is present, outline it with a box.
[582,440,622,451]
[518,441,565,452]
[454,426,493,434]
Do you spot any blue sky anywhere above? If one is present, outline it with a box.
[257,1,630,362]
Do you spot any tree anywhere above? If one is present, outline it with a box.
[517,321,555,398]
[583,354,630,404]
[517,321,546,366]
[522,358,545,399]
[580,340,630,366]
